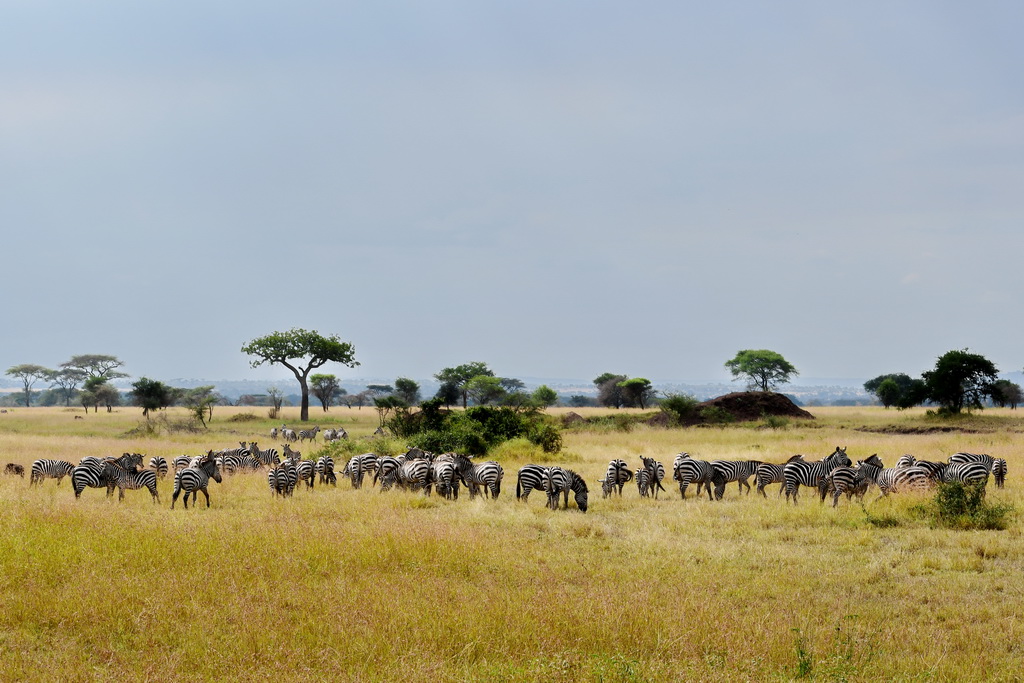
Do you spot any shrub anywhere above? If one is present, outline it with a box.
[660,393,700,426]
[227,413,261,422]
[528,422,563,453]
[700,405,735,425]
[914,481,1014,530]
[763,414,790,430]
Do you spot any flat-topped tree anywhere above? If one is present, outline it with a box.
[241,329,358,421]
[5,364,51,407]
[61,354,128,380]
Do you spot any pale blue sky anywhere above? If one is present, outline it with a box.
[3,2,1022,385]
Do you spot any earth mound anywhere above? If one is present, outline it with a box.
[697,392,814,422]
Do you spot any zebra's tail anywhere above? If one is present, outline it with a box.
[516,477,522,500]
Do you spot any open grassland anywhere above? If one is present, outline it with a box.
[0,406,1022,681]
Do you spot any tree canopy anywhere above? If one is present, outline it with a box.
[61,354,127,380]
[725,350,798,392]
[131,377,174,418]
[991,379,1022,409]
[864,373,927,410]
[617,377,655,409]
[434,362,494,408]
[531,385,559,408]
[310,374,343,412]
[241,329,358,421]
[394,377,421,405]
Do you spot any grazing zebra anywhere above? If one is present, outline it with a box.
[316,455,337,486]
[639,456,666,499]
[30,459,75,486]
[322,429,337,442]
[635,465,653,498]
[516,464,550,502]
[149,456,169,479]
[429,459,459,499]
[4,463,24,477]
[545,467,589,512]
[710,459,763,498]
[599,459,633,498]
[454,456,503,499]
[755,455,805,497]
[373,456,402,491]
[293,459,316,490]
[171,452,223,509]
[994,458,1008,488]
[783,446,852,504]
[911,460,946,482]
[282,428,298,442]
[173,455,193,472]
[111,465,160,503]
[279,461,299,496]
[941,461,991,488]
[337,427,349,440]
[672,453,720,501]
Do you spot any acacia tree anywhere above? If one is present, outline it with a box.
[241,329,358,421]
[5,364,51,407]
[618,377,655,409]
[725,350,798,392]
[466,375,506,405]
[310,374,343,412]
[61,354,128,381]
[922,349,998,414]
[183,385,219,425]
[531,385,558,408]
[434,362,493,408]
[394,377,421,405]
[48,367,86,407]
[594,373,628,408]
[131,377,174,418]
[991,379,1022,409]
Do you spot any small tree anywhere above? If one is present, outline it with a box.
[93,382,121,413]
[435,362,494,408]
[617,377,655,409]
[875,378,902,409]
[131,377,174,418]
[992,379,1023,409]
[6,364,51,407]
[266,386,285,419]
[47,367,86,407]
[241,329,359,421]
[594,373,628,408]
[310,374,341,412]
[434,381,461,407]
[183,385,219,425]
[394,377,421,405]
[725,350,798,392]
[61,354,128,381]
[922,349,998,414]
[466,375,506,406]
[531,385,558,408]
[864,373,927,410]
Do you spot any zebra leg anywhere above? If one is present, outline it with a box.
[200,487,211,508]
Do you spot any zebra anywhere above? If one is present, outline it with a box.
[282,428,298,442]
[294,459,316,490]
[279,460,298,496]
[635,465,653,498]
[337,427,349,440]
[30,459,75,486]
[5,463,24,477]
[111,465,160,503]
[598,459,633,498]
[672,453,720,501]
[755,455,805,497]
[949,453,1006,487]
[171,451,223,509]
[373,456,402,491]
[298,425,320,443]
[316,455,337,486]
[247,443,279,468]
[941,461,991,488]
[783,446,852,504]
[544,467,589,512]
[282,444,301,462]
[373,426,386,437]
[322,429,337,442]
[270,425,280,439]
[710,459,763,498]
[429,459,459,499]
[895,454,917,468]
[396,458,431,492]
[453,456,503,499]
[149,456,169,479]
[173,455,193,472]
[639,456,666,499]
[72,460,121,499]
[826,463,870,507]
[343,453,379,489]
[516,464,550,502]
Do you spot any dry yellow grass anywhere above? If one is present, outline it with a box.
[0,405,1021,680]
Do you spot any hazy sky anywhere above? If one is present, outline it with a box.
[3,1,1023,385]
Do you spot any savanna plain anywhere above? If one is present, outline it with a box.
[0,405,1021,681]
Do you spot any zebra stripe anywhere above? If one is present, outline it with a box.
[516,464,549,502]
[599,459,633,498]
[298,425,320,443]
[344,453,379,489]
[429,460,459,499]
[148,456,169,479]
[171,452,223,509]
[639,456,666,499]
[672,454,720,501]
[373,456,402,491]
[72,461,119,499]
[112,467,160,503]
[397,459,430,492]
[454,457,503,499]
[294,460,316,490]
[755,455,805,497]
[941,461,990,487]
[783,447,852,504]
[316,456,337,486]
[635,466,653,498]
[30,459,75,486]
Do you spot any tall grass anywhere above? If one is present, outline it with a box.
[0,406,1021,680]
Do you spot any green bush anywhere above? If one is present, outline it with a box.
[660,393,700,426]
[528,422,563,453]
[762,414,790,430]
[700,405,735,425]
[915,481,1014,530]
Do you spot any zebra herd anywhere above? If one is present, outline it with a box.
[270,424,349,444]
[13,439,1010,514]
[585,447,1008,508]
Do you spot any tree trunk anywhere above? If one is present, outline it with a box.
[300,381,310,421]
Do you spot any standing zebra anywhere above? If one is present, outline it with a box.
[544,467,589,512]
[171,452,223,509]
[71,460,119,499]
[111,465,160,503]
[396,458,431,493]
[454,456,503,499]
[755,455,805,498]
[344,453,379,489]
[639,456,666,499]
[373,456,402,491]
[149,456,169,479]
[994,458,1008,489]
[710,459,763,498]
[783,446,852,504]
[635,465,653,498]
[298,425,320,443]
[672,453,720,501]
[316,455,337,486]
[599,459,633,498]
[941,461,991,488]
[30,459,75,486]
[516,464,550,503]
[282,428,298,442]
[949,452,1005,487]
[429,459,459,499]
[247,443,280,468]
[172,455,193,472]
